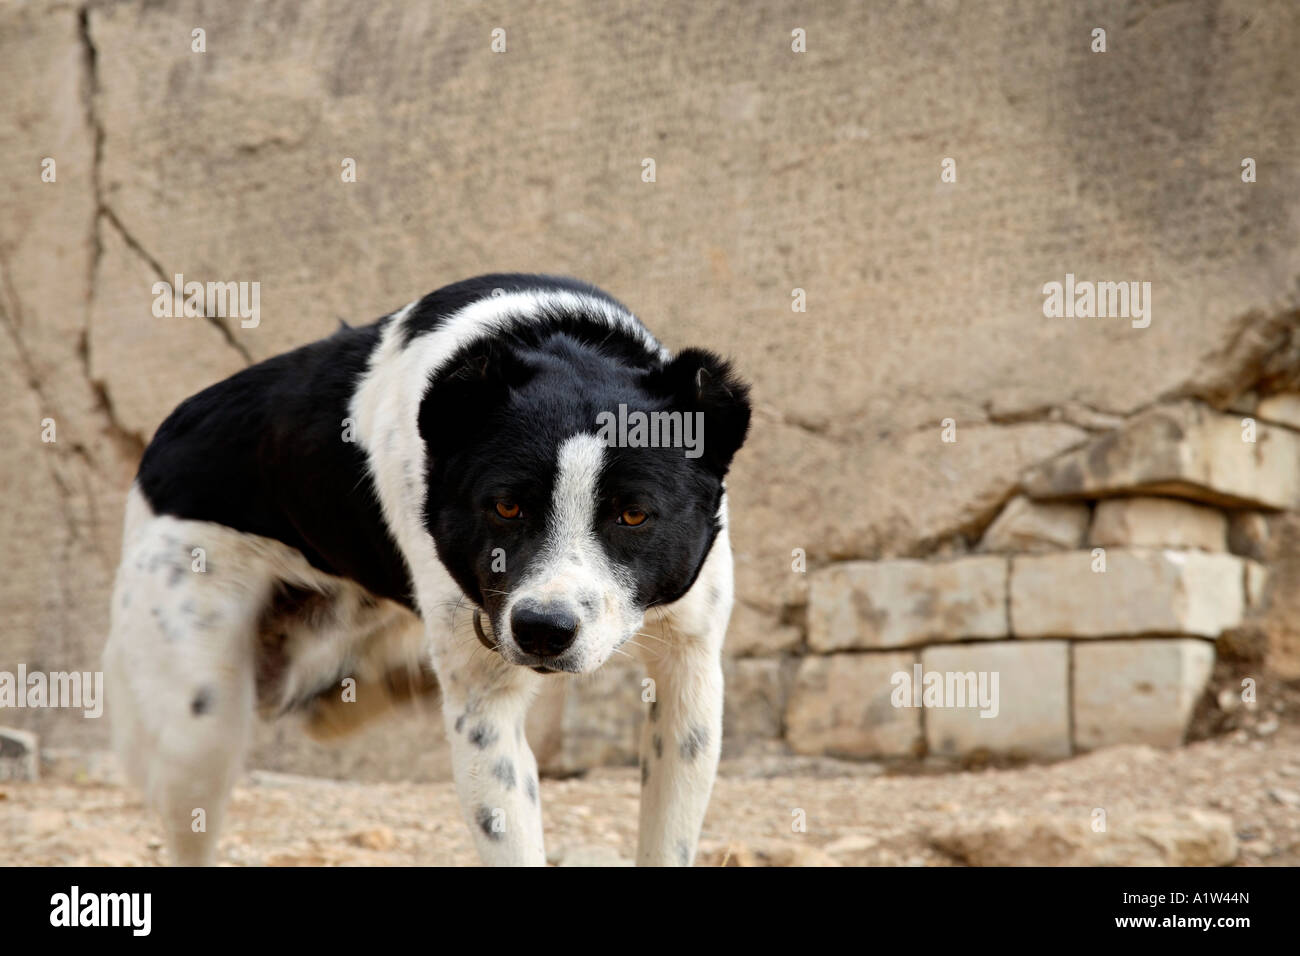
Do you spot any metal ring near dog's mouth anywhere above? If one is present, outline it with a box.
[472,609,498,652]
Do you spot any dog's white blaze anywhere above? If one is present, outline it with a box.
[500,433,638,669]
[547,433,605,557]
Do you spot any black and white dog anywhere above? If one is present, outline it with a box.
[103,275,751,866]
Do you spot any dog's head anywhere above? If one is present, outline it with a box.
[418,331,750,673]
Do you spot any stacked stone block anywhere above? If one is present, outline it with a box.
[782,399,1296,761]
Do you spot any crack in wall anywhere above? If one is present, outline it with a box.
[99,206,255,365]
[0,254,44,395]
[1124,0,1194,30]
[982,399,1131,433]
[772,404,1112,448]
[75,2,252,454]
[0,9,120,566]
[768,296,1299,449]
[77,3,148,458]
[1162,296,1300,409]
[0,254,108,559]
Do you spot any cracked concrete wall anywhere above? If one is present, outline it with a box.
[2,0,1298,776]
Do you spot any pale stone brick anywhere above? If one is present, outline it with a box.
[1073,638,1215,749]
[722,657,787,754]
[1256,392,1300,430]
[808,557,1007,651]
[785,652,920,758]
[1023,401,1300,509]
[1089,497,1227,551]
[539,657,643,775]
[922,641,1070,760]
[1010,549,1244,638]
[725,599,802,656]
[978,495,1089,553]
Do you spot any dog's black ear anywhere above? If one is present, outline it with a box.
[418,342,536,458]
[645,347,752,478]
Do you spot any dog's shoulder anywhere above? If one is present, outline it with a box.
[136,315,416,605]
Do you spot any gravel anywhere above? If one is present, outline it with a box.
[2,724,1296,866]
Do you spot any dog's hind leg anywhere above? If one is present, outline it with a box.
[103,497,264,866]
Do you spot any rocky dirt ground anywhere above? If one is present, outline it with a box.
[2,720,1297,867]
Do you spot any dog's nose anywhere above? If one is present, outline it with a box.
[510,602,579,658]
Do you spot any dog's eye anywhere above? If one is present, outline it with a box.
[495,500,522,520]
[618,508,648,527]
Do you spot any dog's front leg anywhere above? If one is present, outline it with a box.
[636,642,724,866]
[431,624,546,866]
[635,533,732,866]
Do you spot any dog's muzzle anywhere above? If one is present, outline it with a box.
[474,608,557,674]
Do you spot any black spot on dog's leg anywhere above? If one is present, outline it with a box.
[492,758,516,790]
[653,734,663,759]
[680,725,709,761]
[525,775,538,805]
[476,806,503,842]
[151,606,181,643]
[454,695,481,735]
[677,841,691,866]
[191,687,213,716]
[469,723,499,749]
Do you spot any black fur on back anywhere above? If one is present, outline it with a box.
[135,317,416,607]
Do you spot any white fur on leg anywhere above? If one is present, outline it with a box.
[103,487,263,866]
[430,607,547,866]
[636,647,724,866]
[632,516,733,866]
